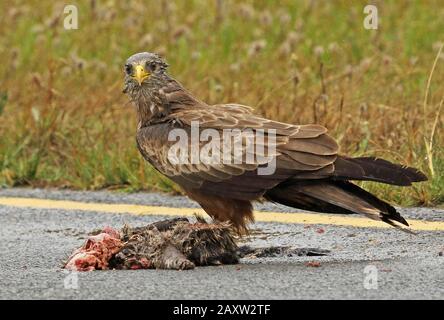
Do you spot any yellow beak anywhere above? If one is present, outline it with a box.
[134,65,150,85]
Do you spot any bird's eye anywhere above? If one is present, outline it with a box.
[124,64,133,75]
[146,61,157,72]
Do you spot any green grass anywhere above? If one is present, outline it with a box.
[0,0,443,205]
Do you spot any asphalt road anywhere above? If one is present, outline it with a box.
[0,188,443,300]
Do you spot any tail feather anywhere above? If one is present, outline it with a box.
[265,180,411,231]
[380,216,416,235]
[333,156,427,186]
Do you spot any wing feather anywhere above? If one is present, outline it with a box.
[137,104,339,200]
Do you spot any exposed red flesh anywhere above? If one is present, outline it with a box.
[64,227,123,271]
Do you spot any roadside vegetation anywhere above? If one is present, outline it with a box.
[0,0,442,206]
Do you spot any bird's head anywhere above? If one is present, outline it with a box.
[123,52,169,94]
[123,52,200,125]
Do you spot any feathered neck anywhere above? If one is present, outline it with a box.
[128,77,203,127]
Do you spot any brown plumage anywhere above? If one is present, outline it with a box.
[124,52,427,234]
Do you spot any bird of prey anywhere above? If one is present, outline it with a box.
[123,52,427,234]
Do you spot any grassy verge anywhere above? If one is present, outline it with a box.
[0,0,443,205]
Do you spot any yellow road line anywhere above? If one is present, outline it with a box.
[0,197,443,231]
